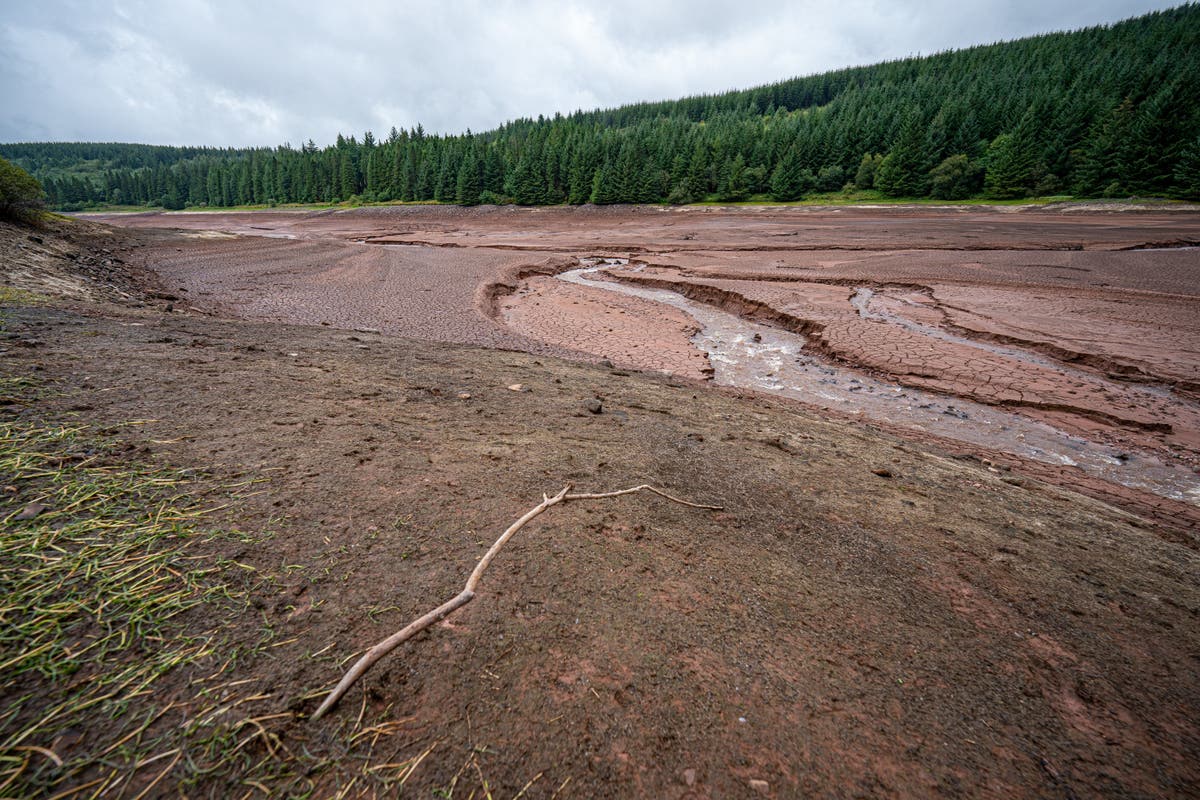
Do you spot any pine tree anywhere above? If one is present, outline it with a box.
[769,149,805,201]
[510,152,546,205]
[455,150,482,205]
[718,154,749,201]
[983,133,1032,199]
[339,151,356,200]
[589,160,619,204]
[875,115,930,197]
[1174,136,1200,199]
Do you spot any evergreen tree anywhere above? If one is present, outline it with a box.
[7,5,1197,210]
[509,151,546,205]
[1173,136,1200,199]
[455,150,482,205]
[875,115,930,197]
[769,149,805,200]
[590,160,620,204]
[718,154,749,201]
[339,151,356,199]
[983,133,1033,199]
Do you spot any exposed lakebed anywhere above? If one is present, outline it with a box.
[561,259,1200,505]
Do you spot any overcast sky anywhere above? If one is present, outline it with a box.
[0,0,1183,148]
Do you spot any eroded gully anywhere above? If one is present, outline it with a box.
[559,259,1200,505]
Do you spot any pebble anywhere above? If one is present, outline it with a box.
[15,502,49,520]
[585,398,603,414]
[682,769,696,787]
[749,779,769,794]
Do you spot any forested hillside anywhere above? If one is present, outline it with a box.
[5,4,1199,209]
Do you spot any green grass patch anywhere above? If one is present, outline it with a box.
[78,199,448,214]
[71,194,1195,215]
[689,190,1095,207]
[0,286,49,306]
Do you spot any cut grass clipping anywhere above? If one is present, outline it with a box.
[0,411,448,798]
[0,419,246,797]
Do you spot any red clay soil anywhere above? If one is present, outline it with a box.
[89,206,1200,527]
[613,265,1200,455]
[0,206,1183,797]
[89,202,1200,253]
[499,275,712,378]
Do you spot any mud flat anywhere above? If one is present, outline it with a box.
[92,205,1200,529]
[4,208,1200,796]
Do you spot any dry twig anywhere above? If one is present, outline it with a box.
[310,484,721,722]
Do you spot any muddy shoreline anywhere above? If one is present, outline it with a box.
[82,206,1200,533]
[4,209,1200,797]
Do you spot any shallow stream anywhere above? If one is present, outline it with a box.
[559,259,1200,505]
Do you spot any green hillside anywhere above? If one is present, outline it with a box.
[4,4,1199,209]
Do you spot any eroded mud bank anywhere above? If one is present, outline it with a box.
[549,260,1200,505]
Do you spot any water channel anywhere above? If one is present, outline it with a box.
[559,259,1200,505]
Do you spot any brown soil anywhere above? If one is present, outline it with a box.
[4,208,1200,798]
[88,206,1200,530]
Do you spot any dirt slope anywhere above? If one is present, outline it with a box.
[2,216,1198,798]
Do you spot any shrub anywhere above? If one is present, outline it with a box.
[0,157,45,223]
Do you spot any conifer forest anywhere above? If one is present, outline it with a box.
[4,5,1199,209]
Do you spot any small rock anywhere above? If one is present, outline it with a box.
[682,769,697,787]
[749,779,769,794]
[752,333,762,342]
[15,502,49,521]
[872,468,893,478]
[599,358,614,368]
[585,398,603,414]
[458,392,472,400]
[354,327,382,335]
[507,384,527,392]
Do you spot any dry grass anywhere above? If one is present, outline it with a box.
[0,380,493,798]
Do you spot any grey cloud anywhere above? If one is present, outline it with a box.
[0,0,1182,146]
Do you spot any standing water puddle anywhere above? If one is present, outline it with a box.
[560,260,1200,504]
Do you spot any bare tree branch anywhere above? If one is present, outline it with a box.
[310,484,722,722]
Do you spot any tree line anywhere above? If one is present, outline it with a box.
[4,4,1199,209]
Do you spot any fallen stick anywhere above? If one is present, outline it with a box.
[310,484,722,722]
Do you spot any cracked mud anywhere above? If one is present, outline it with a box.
[5,205,1198,797]
[89,205,1200,532]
